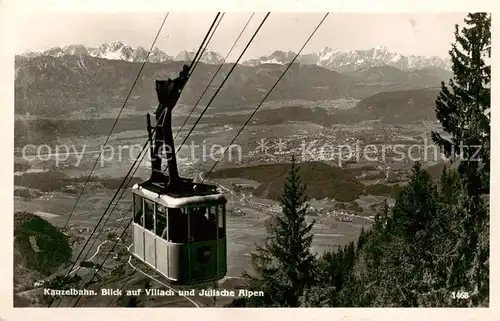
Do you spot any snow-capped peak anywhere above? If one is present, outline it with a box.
[318,47,339,62]
[18,42,451,71]
[242,50,298,66]
[99,40,125,51]
[374,44,388,52]
[304,46,450,71]
[90,41,133,61]
[174,49,224,64]
[20,41,174,63]
[61,45,89,56]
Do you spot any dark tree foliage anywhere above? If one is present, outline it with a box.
[14,214,72,276]
[242,156,316,307]
[305,162,487,307]
[431,12,490,306]
[431,12,491,196]
[390,163,438,267]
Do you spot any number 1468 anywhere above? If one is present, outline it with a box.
[451,291,470,299]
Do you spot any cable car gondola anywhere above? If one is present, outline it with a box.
[131,65,227,285]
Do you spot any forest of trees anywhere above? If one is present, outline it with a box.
[232,12,490,307]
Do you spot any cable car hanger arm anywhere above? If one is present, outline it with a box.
[141,65,218,197]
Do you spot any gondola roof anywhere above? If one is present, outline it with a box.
[133,174,226,208]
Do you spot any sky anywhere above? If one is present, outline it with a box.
[13,12,466,59]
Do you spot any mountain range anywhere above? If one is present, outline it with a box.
[244,46,451,72]
[15,51,452,118]
[14,42,452,147]
[19,41,451,72]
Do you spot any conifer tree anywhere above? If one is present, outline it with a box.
[375,163,439,306]
[431,12,491,195]
[364,200,390,270]
[373,200,390,234]
[431,13,490,306]
[243,156,316,307]
[391,163,437,244]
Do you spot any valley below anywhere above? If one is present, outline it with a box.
[13,50,453,307]
[14,96,449,307]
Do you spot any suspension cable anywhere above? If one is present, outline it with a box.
[187,13,222,75]
[76,13,326,307]
[77,13,261,288]
[72,215,134,307]
[186,13,225,79]
[165,12,270,171]
[59,139,151,307]
[79,13,249,275]
[62,13,170,229]
[69,13,268,306]
[73,13,222,276]
[71,12,329,308]
[202,13,330,183]
[57,156,146,307]
[173,13,255,142]
[48,13,222,307]
[106,269,138,307]
[74,12,224,271]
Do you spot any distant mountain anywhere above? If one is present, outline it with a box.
[21,41,218,64]
[175,49,224,65]
[344,65,453,86]
[13,56,349,117]
[19,42,451,72]
[245,46,451,72]
[24,41,174,63]
[14,54,450,117]
[242,50,298,66]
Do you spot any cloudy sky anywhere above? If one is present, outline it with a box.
[13,12,466,59]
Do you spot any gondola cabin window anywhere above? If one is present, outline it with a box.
[168,207,188,243]
[218,204,226,238]
[132,196,225,241]
[133,194,143,225]
[156,205,167,239]
[208,206,218,239]
[143,199,155,232]
[188,206,217,242]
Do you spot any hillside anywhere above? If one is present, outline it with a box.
[353,88,441,123]
[14,212,72,292]
[15,55,450,117]
[210,161,367,202]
